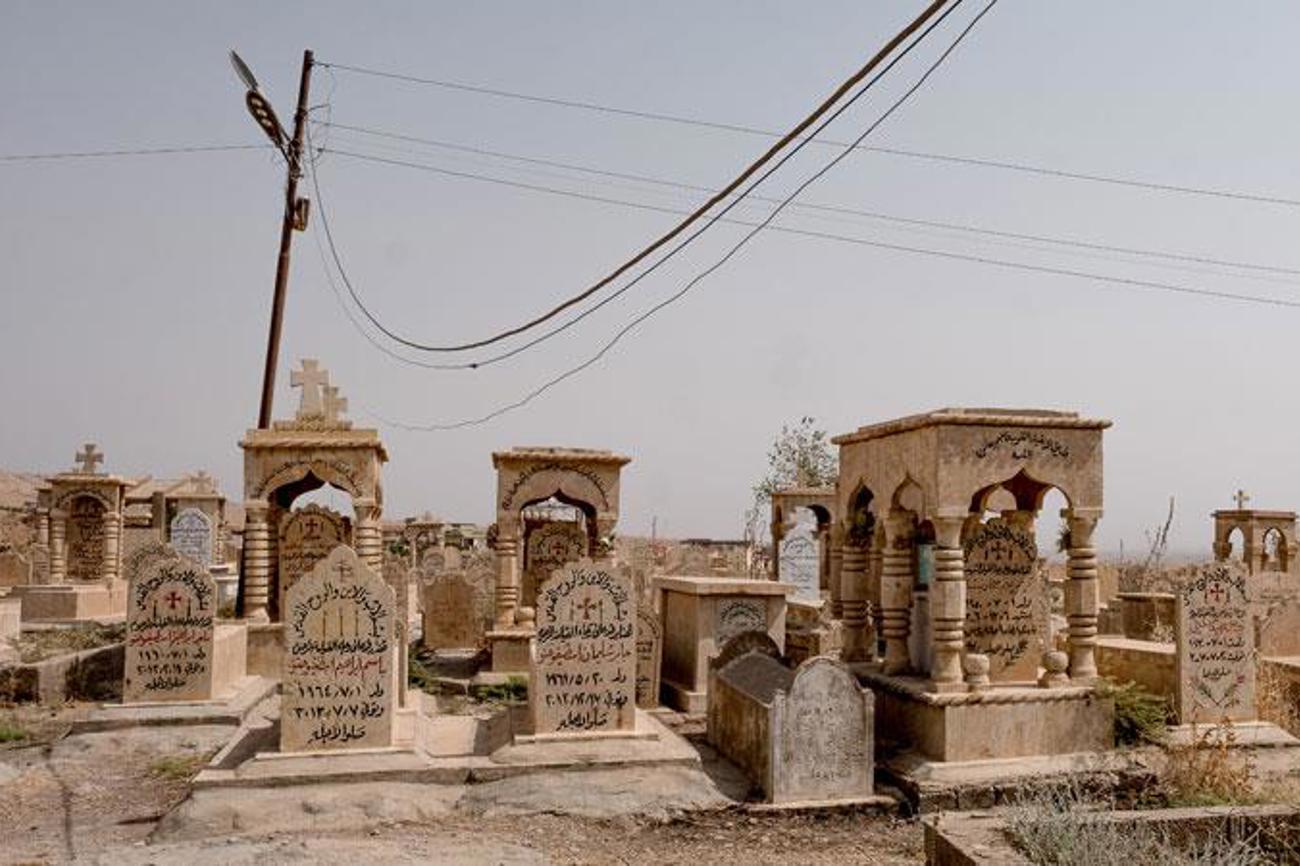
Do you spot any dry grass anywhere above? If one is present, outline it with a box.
[1257,662,1300,739]
[1157,723,1256,808]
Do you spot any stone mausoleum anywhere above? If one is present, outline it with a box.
[831,408,1114,763]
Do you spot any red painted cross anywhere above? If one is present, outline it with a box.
[575,597,601,621]
[1206,582,1226,604]
[164,590,185,610]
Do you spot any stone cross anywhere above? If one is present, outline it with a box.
[1234,489,1251,511]
[74,443,103,474]
[190,471,216,495]
[323,384,349,423]
[290,359,330,418]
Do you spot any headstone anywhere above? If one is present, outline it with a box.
[123,541,176,586]
[66,496,106,581]
[717,598,767,646]
[0,551,32,587]
[778,513,821,603]
[1176,563,1256,724]
[523,520,586,607]
[123,551,217,702]
[282,546,396,752]
[774,657,874,803]
[962,517,1045,681]
[531,559,636,735]
[679,546,710,575]
[170,508,214,569]
[635,606,663,708]
[420,548,447,575]
[278,504,350,614]
[422,574,483,650]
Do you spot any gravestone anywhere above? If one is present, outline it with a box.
[531,559,636,735]
[0,551,32,587]
[962,517,1045,681]
[717,598,767,646]
[775,657,874,803]
[66,496,107,581]
[420,548,447,575]
[170,508,214,569]
[679,546,710,575]
[282,546,396,752]
[523,520,586,608]
[123,541,176,587]
[278,504,350,615]
[778,514,821,603]
[1176,563,1256,724]
[422,574,483,650]
[123,551,217,702]
[635,606,663,708]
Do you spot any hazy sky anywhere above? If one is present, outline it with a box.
[3,2,1298,555]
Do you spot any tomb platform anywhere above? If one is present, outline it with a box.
[855,667,1114,764]
[73,674,276,733]
[11,580,127,623]
[195,704,697,789]
[657,575,791,714]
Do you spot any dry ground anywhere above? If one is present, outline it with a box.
[0,706,923,866]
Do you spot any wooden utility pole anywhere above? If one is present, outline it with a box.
[256,49,314,429]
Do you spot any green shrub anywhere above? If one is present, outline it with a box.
[1097,679,1170,746]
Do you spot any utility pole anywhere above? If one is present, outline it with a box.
[232,48,314,429]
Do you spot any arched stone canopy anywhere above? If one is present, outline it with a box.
[489,447,630,631]
[833,408,1110,691]
[36,447,130,586]
[1213,508,1297,575]
[237,360,387,622]
[770,487,837,606]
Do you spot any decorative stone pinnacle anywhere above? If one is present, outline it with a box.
[74,443,104,474]
[290,358,330,419]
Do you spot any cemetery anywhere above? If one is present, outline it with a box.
[4,383,1299,864]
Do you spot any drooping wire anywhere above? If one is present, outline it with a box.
[310,0,965,355]
[308,0,967,372]
[0,144,266,162]
[369,0,1003,430]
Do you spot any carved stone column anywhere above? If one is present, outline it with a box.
[101,510,121,583]
[840,546,870,661]
[828,530,844,619]
[929,516,967,691]
[867,542,883,656]
[353,498,383,573]
[1065,511,1101,682]
[242,502,271,622]
[36,508,50,548]
[880,513,915,675]
[49,509,67,583]
[494,531,521,628]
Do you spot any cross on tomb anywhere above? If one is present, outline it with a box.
[74,443,104,474]
[333,559,354,581]
[1206,581,1227,604]
[323,384,348,423]
[290,359,330,418]
[164,590,185,610]
[190,471,216,495]
[1234,489,1251,511]
[575,597,602,621]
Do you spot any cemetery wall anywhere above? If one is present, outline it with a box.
[1095,637,1176,702]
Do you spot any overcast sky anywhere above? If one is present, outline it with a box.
[3,2,1298,555]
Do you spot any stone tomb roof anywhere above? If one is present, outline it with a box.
[717,652,793,705]
[492,447,631,468]
[833,407,1111,445]
[1212,509,1297,520]
[240,425,389,462]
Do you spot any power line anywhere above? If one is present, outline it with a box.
[319,146,1300,342]
[362,0,1001,431]
[320,66,1300,210]
[0,144,266,162]
[320,121,1300,281]
[311,0,968,360]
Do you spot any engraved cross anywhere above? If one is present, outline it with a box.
[164,590,185,610]
[575,597,601,621]
[1234,489,1251,511]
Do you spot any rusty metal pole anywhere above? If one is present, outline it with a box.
[256,49,314,429]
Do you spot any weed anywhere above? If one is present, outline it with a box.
[147,752,209,782]
[1097,679,1171,746]
[0,721,27,743]
[1158,722,1256,808]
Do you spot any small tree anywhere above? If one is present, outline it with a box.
[745,417,839,545]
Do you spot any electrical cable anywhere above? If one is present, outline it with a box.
[319,122,1300,281]
[311,0,963,354]
[365,0,1002,430]
[0,144,266,162]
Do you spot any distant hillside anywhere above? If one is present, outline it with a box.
[0,469,41,512]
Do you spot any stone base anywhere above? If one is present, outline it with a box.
[196,703,696,789]
[661,677,707,715]
[11,581,127,623]
[73,675,276,733]
[245,622,284,677]
[487,629,532,673]
[859,670,1114,763]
